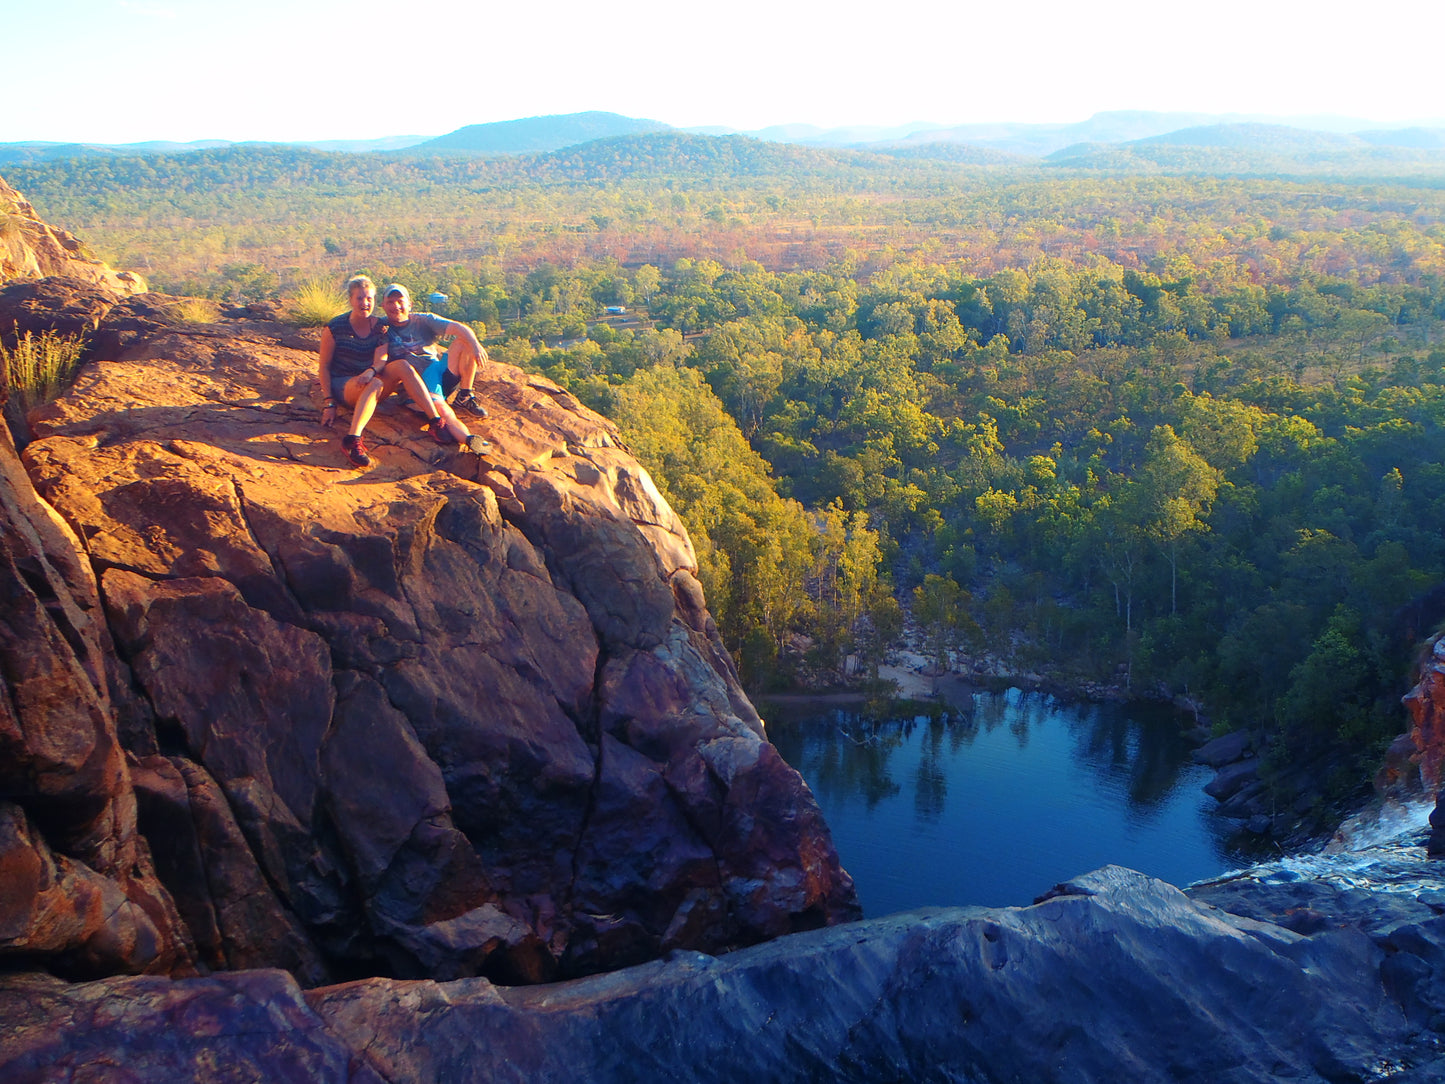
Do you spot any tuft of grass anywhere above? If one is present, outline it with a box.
[285,279,347,327]
[2,330,88,445]
[169,297,220,324]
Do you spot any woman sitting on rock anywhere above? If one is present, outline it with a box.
[317,274,400,468]
[376,283,490,456]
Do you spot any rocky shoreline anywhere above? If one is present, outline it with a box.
[828,638,1435,855]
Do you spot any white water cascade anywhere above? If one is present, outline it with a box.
[1197,798,1443,897]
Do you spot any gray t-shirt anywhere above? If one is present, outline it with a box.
[383,312,451,367]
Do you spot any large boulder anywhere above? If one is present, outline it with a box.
[0,178,144,296]
[1400,635,1445,854]
[0,276,121,344]
[0,295,857,984]
[0,395,192,978]
[1405,635,1445,793]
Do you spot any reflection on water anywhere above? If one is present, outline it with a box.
[765,688,1237,918]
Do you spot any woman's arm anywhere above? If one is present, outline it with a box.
[318,327,338,427]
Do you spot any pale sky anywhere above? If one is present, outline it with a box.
[8,0,1444,143]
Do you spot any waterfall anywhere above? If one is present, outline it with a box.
[1196,798,1440,897]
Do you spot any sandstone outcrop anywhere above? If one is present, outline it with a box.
[1405,636,1445,792]
[0,278,858,987]
[5,864,1445,1082]
[0,179,144,296]
[1399,634,1445,856]
[0,411,193,978]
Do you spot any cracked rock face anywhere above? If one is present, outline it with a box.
[0,285,858,985]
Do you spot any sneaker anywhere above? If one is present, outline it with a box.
[465,434,491,454]
[452,388,488,418]
[341,433,371,467]
[430,419,452,446]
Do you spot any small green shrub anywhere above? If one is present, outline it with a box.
[285,279,347,327]
[2,329,88,444]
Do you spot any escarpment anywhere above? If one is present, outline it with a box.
[0,271,858,986]
[13,188,1445,1082]
[0,177,145,297]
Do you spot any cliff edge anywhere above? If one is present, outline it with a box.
[0,272,858,987]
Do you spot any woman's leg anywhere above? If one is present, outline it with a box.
[344,373,385,436]
[338,373,385,466]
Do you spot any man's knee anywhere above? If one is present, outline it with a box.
[448,343,479,372]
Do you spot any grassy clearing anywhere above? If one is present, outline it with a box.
[285,278,347,327]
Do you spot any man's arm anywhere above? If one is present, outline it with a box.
[441,319,482,354]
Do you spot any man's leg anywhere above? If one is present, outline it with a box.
[434,398,489,453]
[381,360,452,445]
[445,343,488,417]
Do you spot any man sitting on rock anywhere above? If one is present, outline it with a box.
[377,284,490,455]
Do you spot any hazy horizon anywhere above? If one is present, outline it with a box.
[9,0,1442,146]
[9,107,1445,151]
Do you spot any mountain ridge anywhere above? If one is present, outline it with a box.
[9,109,1445,166]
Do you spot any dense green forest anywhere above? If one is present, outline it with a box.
[12,138,1445,817]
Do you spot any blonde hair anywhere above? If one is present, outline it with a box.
[345,274,375,298]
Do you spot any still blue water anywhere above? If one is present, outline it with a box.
[765,688,1237,918]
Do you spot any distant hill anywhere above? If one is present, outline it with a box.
[410,112,673,155]
[744,122,947,145]
[519,131,904,183]
[1133,123,1362,152]
[1045,136,1445,176]
[0,136,935,212]
[8,110,1445,177]
[869,141,1028,166]
[298,135,431,153]
[862,112,1226,157]
[0,139,234,165]
[1356,128,1445,150]
[831,112,1445,159]
[0,135,429,165]
[1040,121,1445,174]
